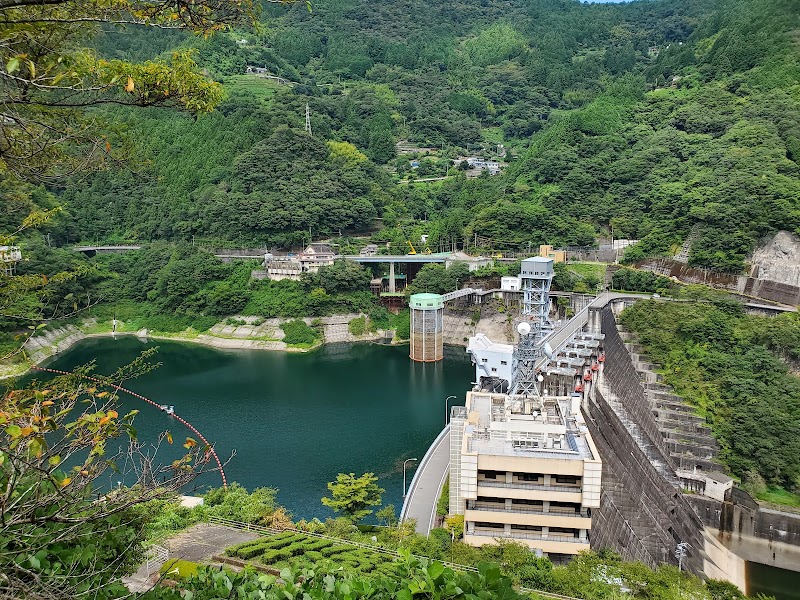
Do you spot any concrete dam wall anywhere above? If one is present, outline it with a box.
[585,306,706,574]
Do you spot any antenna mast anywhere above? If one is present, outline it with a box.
[305,103,312,137]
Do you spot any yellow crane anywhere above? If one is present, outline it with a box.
[406,240,417,255]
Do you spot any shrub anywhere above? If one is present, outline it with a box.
[348,315,367,336]
[236,543,272,560]
[303,539,333,551]
[320,545,353,557]
[281,319,319,345]
[394,316,410,340]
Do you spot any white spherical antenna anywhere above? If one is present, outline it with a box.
[517,321,531,336]
[537,374,544,382]
[544,343,555,360]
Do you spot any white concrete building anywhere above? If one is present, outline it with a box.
[467,333,514,390]
[450,391,601,560]
[501,276,521,291]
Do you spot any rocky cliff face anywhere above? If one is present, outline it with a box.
[751,231,800,287]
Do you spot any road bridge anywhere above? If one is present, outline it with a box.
[74,245,142,255]
[400,425,451,535]
[342,253,451,293]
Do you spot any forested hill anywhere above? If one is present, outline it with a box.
[49,0,799,271]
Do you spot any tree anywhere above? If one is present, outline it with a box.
[321,472,384,523]
[375,503,397,527]
[0,350,222,599]
[0,0,269,182]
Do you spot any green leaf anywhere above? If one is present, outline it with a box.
[427,561,445,581]
[5,425,21,438]
[7,57,19,73]
[28,554,40,569]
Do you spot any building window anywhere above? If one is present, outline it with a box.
[481,358,488,363]
[477,497,505,503]
[514,472,541,482]
[549,527,578,537]
[513,498,543,506]
[555,475,579,485]
[491,368,497,372]
[480,470,502,479]
[475,522,504,529]
[511,524,542,532]
[500,361,508,365]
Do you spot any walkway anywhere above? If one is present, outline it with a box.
[123,523,259,593]
[400,425,450,535]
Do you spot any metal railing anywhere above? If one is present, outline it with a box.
[467,504,590,518]
[477,480,582,494]
[144,544,169,577]
[469,530,588,544]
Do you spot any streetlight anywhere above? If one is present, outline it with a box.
[402,458,418,499]
[444,395,458,425]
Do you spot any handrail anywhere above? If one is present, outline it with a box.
[469,530,588,544]
[477,480,582,494]
[467,505,590,518]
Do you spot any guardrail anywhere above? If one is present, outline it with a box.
[205,515,582,600]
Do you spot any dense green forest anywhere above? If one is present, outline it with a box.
[33,0,797,272]
[621,294,800,501]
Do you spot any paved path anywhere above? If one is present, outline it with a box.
[401,426,450,535]
[123,523,260,593]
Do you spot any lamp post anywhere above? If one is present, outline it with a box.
[403,458,418,499]
[444,395,458,425]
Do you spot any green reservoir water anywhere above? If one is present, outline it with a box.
[26,336,473,520]
[747,561,800,600]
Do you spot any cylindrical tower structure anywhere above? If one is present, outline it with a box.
[409,293,444,362]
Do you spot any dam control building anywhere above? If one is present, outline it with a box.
[450,391,601,559]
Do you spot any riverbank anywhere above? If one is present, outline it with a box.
[0,313,399,380]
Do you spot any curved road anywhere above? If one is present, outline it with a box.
[400,425,451,535]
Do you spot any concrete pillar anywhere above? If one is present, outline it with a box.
[543,500,550,514]
[543,474,552,486]
[389,261,396,293]
[506,471,513,484]
[504,523,512,535]
[505,498,513,509]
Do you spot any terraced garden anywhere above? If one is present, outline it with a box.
[224,531,401,576]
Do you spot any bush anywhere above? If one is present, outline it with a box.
[348,315,367,336]
[394,315,410,340]
[320,545,353,557]
[236,543,272,560]
[281,319,319,345]
[304,539,334,551]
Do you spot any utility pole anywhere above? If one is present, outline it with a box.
[305,103,312,137]
[675,541,688,571]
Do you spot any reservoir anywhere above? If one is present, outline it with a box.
[26,336,473,520]
[747,561,800,600]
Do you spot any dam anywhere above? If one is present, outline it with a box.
[403,264,800,593]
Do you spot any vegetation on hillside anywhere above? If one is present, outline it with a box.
[621,294,800,499]
[38,0,798,273]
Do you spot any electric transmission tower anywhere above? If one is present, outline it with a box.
[510,257,555,396]
[305,103,312,137]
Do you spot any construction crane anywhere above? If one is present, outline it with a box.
[406,240,417,255]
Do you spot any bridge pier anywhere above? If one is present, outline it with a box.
[389,261,396,293]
